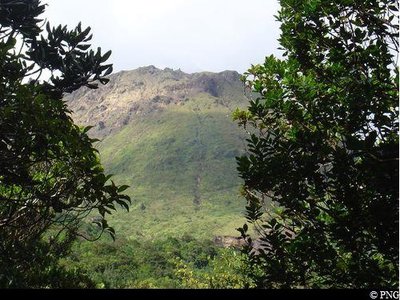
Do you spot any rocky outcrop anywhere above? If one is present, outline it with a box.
[64,66,246,139]
[213,235,246,249]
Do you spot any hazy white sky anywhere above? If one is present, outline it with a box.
[43,0,281,74]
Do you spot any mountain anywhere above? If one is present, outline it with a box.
[65,65,250,240]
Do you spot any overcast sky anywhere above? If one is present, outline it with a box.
[43,0,281,74]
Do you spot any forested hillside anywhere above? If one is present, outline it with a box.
[66,66,250,240]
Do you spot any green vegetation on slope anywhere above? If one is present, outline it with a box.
[98,94,247,240]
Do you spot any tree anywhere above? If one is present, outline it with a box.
[234,0,398,288]
[0,0,130,287]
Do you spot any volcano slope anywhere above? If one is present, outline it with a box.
[66,65,250,240]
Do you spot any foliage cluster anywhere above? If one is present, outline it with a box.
[0,0,129,287]
[61,234,253,289]
[234,0,399,288]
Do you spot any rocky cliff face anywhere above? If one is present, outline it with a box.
[213,235,246,248]
[66,66,246,139]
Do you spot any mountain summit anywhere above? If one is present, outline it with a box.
[66,66,250,239]
[66,66,245,139]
